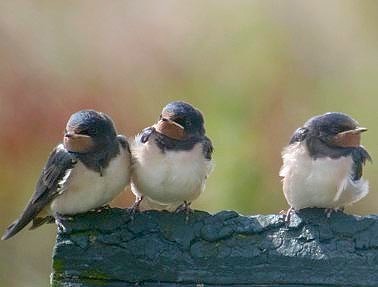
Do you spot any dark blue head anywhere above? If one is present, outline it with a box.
[303,112,366,146]
[305,112,359,135]
[156,101,205,139]
[289,112,368,160]
[64,110,117,153]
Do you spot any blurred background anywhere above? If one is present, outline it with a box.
[1,1,378,286]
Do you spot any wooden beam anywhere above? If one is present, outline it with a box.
[51,208,378,286]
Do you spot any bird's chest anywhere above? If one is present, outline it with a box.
[280,143,354,208]
[132,141,212,201]
[51,149,130,214]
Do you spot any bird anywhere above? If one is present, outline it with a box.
[279,112,371,219]
[130,101,214,213]
[2,110,131,240]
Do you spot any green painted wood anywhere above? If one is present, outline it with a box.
[51,208,378,287]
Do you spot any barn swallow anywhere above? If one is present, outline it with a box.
[130,101,214,213]
[279,112,371,219]
[2,110,131,240]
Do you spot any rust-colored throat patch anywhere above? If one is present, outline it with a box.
[331,127,367,148]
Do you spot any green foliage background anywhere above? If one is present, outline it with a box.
[1,1,378,286]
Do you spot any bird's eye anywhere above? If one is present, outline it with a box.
[330,127,341,134]
[77,129,89,135]
[185,119,191,127]
[77,127,97,136]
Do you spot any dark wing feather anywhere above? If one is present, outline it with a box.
[139,127,155,144]
[351,146,372,181]
[2,145,76,240]
[202,136,214,160]
[116,135,131,153]
[289,127,309,144]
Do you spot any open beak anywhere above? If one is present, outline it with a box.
[332,127,367,148]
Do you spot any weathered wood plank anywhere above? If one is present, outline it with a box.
[51,208,378,287]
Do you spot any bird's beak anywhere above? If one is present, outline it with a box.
[64,132,91,139]
[332,127,367,148]
[169,120,184,130]
[160,117,184,130]
[353,127,368,133]
[154,118,185,140]
[64,131,93,152]
[64,132,74,138]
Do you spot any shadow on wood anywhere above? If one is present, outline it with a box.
[51,208,378,286]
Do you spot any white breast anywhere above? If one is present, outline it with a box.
[131,137,213,211]
[50,144,131,215]
[279,142,368,210]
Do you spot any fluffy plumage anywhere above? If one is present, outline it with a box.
[280,112,371,212]
[2,110,131,240]
[280,142,369,210]
[50,141,130,215]
[130,101,214,211]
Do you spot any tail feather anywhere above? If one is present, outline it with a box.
[2,202,47,240]
[2,144,74,240]
[29,216,55,230]
[2,217,31,240]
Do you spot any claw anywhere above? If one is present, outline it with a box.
[324,207,344,218]
[128,196,143,220]
[280,207,294,223]
[175,201,192,222]
[93,204,111,213]
[55,213,73,233]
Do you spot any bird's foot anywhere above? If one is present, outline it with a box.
[128,197,143,220]
[55,213,73,233]
[175,201,193,222]
[92,204,111,213]
[93,204,111,213]
[280,207,294,223]
[324,207,344,218]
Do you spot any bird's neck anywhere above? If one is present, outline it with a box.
[306,137,354,160]
[74,140,120,174]
[153,130,202,153]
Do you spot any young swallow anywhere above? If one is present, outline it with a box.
[130,101,214,212]
[280,112,371,218]
[2,110,131,240]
